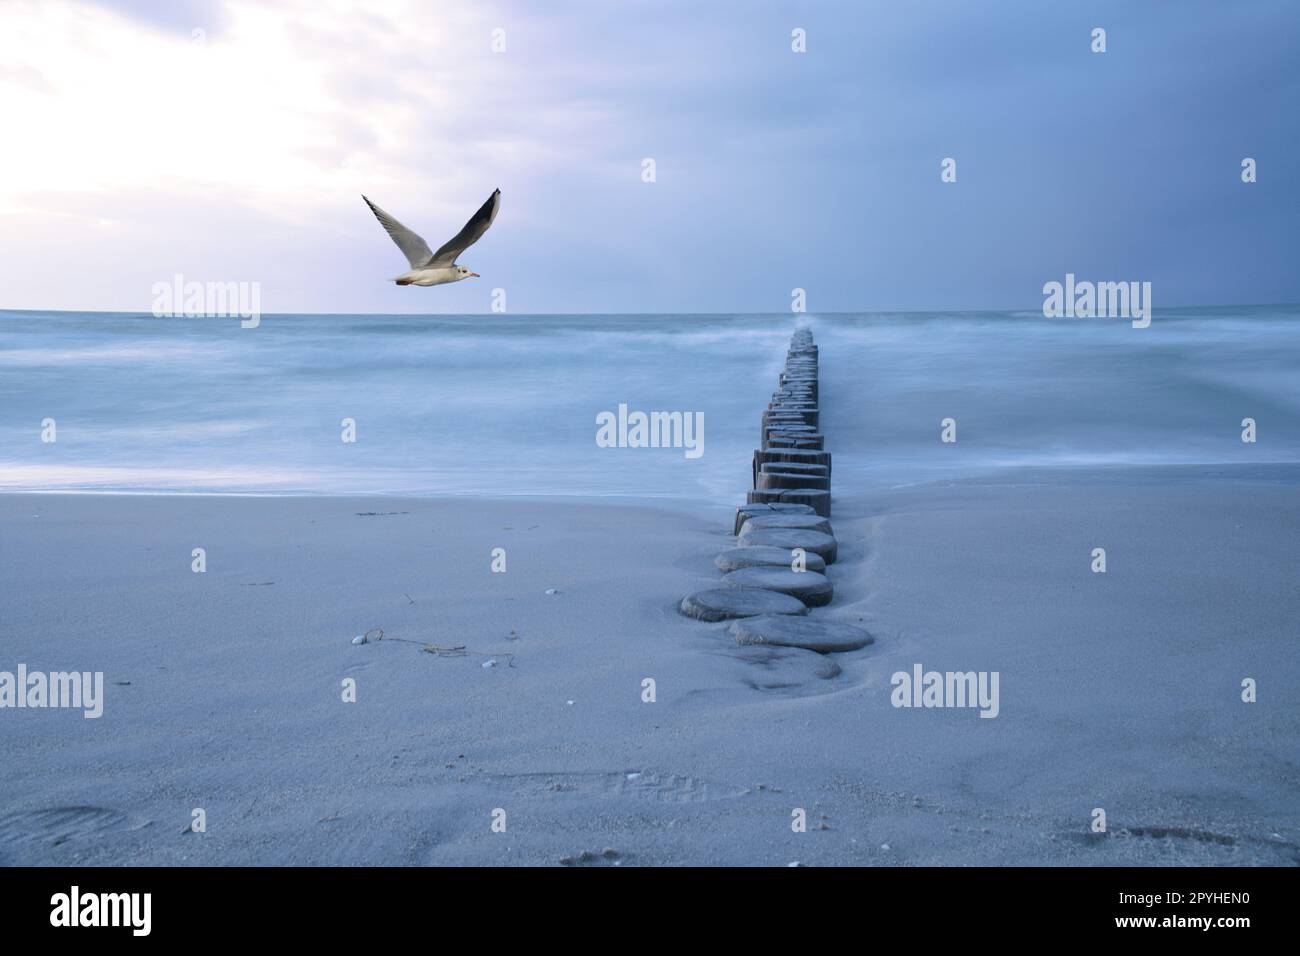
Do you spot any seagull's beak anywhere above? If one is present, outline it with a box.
[468,272,480,278]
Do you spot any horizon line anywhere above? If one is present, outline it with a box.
[3,301,1299,319]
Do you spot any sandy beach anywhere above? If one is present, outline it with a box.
[3,464,1296,866]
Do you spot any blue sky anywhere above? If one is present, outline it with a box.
[1,0,1296,314]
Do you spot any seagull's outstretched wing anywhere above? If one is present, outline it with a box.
[429,188,501,266]
[362,196,434,268]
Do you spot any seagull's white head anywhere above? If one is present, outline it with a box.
[457,266,480,279]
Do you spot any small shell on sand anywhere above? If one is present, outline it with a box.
[351,627,384,645]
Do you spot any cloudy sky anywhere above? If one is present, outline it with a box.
[0,0,1296,314]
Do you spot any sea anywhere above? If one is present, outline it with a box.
[2,306,1297,500]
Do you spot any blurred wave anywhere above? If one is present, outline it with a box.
[1,306,1297,498]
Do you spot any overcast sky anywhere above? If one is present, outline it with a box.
[1,0,1296,314]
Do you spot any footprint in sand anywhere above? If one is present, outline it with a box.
[479,769,746,803]
[1064,824,1299,864]
[559,847,622,866]
[0,805,135,858]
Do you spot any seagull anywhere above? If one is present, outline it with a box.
[362,188,500,286]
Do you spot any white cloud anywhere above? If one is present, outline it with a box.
[0,0,604,212]
[0,0,632,307]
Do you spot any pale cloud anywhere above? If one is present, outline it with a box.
[0,0,611,218]
[0,0,644,311]
[0,0,1296,313]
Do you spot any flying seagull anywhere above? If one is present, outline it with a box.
[362,188,500,286]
